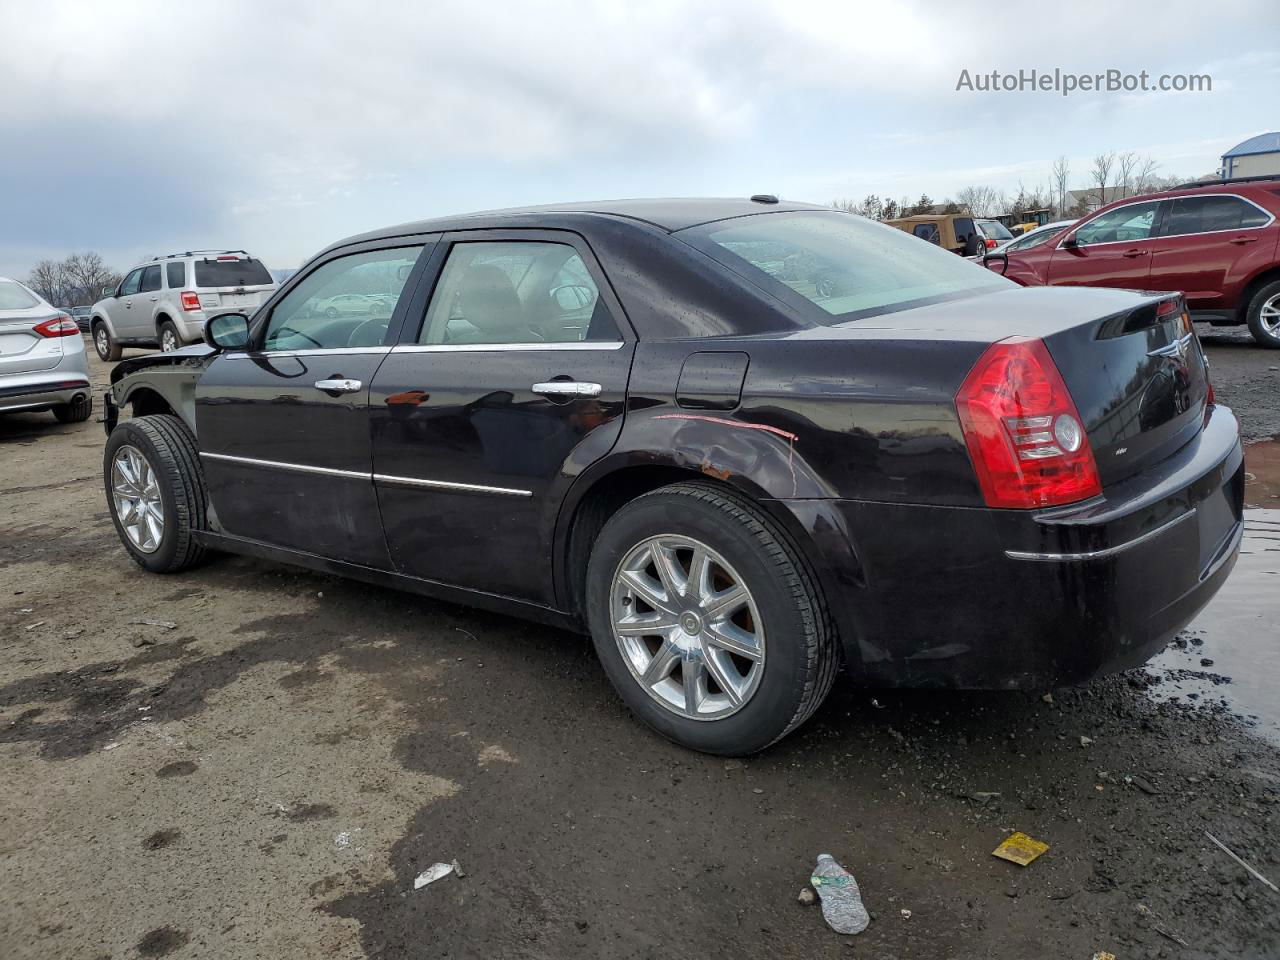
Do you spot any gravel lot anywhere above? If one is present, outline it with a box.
[1,336,1277,960]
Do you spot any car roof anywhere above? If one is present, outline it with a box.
[332,197,829,248]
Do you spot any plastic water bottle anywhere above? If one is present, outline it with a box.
[810,853,870,934]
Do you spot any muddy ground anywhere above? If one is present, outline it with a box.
[1,333,1277,960]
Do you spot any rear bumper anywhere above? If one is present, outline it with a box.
[0,378,92,413]
[790,403,1244,689]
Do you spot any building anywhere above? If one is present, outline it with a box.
[1220,132,1280,179]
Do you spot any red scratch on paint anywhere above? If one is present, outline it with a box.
[652,413,799,442]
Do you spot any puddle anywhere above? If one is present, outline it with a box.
[1244,435,1280,508]
[1146,509,1280,742]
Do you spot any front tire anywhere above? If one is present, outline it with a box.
[1245,280,1280,349]
[104,415,208,573]
[585,482,837,755]
[93,322,122,361]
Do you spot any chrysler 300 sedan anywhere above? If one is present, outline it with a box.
[101,197,1243,755]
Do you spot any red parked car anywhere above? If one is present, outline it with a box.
[987,176,1280,347]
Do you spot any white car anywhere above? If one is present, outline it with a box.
[0,277,93,422]
[990,219,1075,255]
[91,250,276,359]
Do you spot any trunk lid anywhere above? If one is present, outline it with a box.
[193,256,276,312]
[827,285,1211,487]
[0,308,66,376]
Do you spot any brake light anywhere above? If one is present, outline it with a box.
[33,316,79,337]
[180,291,201,311]
[955,337,1102,509]
[985,237,997,250]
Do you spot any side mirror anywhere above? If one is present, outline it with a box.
[1061,235,1079,249]
[102,284,117,298]
[203,312,251,350]
[982,251,1010,276]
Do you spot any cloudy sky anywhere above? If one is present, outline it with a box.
[2,0,1277,279]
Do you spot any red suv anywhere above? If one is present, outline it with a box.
[989,176,1280,347]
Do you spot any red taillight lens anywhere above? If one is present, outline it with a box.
[180,291,201,311]
[985,237,997,249]
[33,315,80,337]
[955,337,1102,509]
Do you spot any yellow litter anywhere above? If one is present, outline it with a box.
[992,832,1049,866]
[1091,953,1116,960]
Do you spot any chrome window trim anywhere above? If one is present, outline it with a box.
[373,473,533,497]
[220,346,392,359]
[1056,193,1276,251]
[1005,508,1196,562]
[1153,193,1276,239]
[199,451,369,480]
[391,341,625,353]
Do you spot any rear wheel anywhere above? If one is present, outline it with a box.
[1245,280,1280,349]
[93,322,122,361]
[585,481,838,755]
[52,393,93,423]
[103,415,208,573]
[159,320,180,353]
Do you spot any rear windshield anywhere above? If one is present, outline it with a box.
[977,219,1014,241]
[0,280,39,310]
[686,211,1010,322]
[194,257,273,288]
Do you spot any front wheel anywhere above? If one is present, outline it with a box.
[585,482,838,755]
[104,415,209,573]
[1245,280,1280,349]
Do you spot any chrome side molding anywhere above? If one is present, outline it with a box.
[1005,508,1197,562]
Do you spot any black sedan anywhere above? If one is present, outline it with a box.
[101,197,1244,754]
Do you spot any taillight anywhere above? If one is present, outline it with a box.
[180,291,201,311]
[956,337,1102,509]
[33,315,80,337]
[985,237,997,250]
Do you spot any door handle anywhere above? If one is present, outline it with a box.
[532,380,602,399]
[314,378,362,394]
[1122,248,1147,258]
[1229,236,1259,245]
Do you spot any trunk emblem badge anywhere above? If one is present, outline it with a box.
[1148,332,1192,362]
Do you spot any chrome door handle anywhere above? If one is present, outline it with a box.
[532,381,602,398]
[314,378,362,394]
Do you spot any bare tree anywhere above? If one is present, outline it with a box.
[955,185,1002,217]
[1132,156,1160,195]
[1050,156,1070,216]
[63,252,120,306]
[27,260,70,305]
[1090,151,1116,209]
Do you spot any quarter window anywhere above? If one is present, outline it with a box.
[262,246,424,351]
[418,241,619,345]
[1072,202,1160,246]
[119,269,143,297]
[139,265,162,293]
[166,262,186,288]
[912,223,941,244]
[1161,195,1271,236]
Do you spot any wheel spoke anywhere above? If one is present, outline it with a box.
[701,646,744,706]
[618,568,677,614]
[615,610,679,637]
[118,500,139,525]
[701,584,747,619]
[686,545,710,602]
[682,656,704,713]
[704,620,763,661]
[641,639,680,685]
[650,542,687,599]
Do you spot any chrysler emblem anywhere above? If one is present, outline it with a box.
[1148,332,1192,362]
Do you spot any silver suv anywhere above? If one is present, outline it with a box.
[90,250,275,359]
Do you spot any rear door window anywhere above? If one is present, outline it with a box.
[195,257,274,288]
[1161,195,1272,236]
[166,261,186,288]
[140,265,162,293]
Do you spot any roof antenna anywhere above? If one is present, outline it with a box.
[750,194,779,204]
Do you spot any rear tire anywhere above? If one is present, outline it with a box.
[159,320,181,353]
[53,394,93,423]
[93,322,122,361]
[104,415,208,573]
[585,481,838,755]
[1245,280,1280,349]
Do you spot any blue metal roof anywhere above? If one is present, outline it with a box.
[1223,132,1280,158]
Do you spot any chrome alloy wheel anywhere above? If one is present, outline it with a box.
[610,535,765,721]
[95,327,110,358]
[1260,292,1280,337]
[161,328,178,352]
[111,445,164,553]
